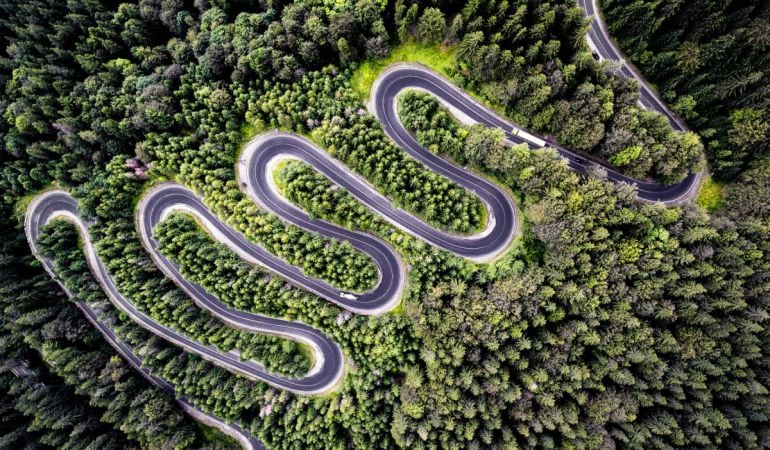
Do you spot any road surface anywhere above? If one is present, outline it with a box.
[27,190,345,396]
[24,130,518,443]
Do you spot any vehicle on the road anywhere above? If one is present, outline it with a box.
[339,292,357,301]
[543,135,557,148]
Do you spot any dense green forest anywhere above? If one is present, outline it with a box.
[1,0,769,448]
[602,0,770,180]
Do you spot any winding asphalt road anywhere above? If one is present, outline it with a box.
[24,191,264,450]
[24,123,520,399]
[239,132,517,262]
[138,183,403,316]
[25,124,517,395]
[24,126,517,443]
[24,1,696,446]
[27,190,345,396]
[24,126,518,429]
[578,0,702,201]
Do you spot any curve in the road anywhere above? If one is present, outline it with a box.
[24,191,264,450]
[238,132,517,263]
[370,64,700,205]
[24,126,521,439]
[24,121,521,400]
[577,0,702,202]
[26,190,345,396]
[137,182,404,317]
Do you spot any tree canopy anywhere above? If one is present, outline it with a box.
[0,0,768,448]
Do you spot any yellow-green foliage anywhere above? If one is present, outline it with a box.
[697,176,724,212]
[350,40,456,100]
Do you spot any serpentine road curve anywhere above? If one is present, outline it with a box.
[25,1,697,446]
[24,118,519,438]
[27,189,348,395]
[371,64,700,204]
[24,192,264,450]
[25,125,518,396]
[239,132,517,262]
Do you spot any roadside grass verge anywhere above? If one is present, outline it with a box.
[351,40,457,101]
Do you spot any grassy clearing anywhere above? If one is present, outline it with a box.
[697,175,724,212]
[240,122,262,141]
[350,40,457,101]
